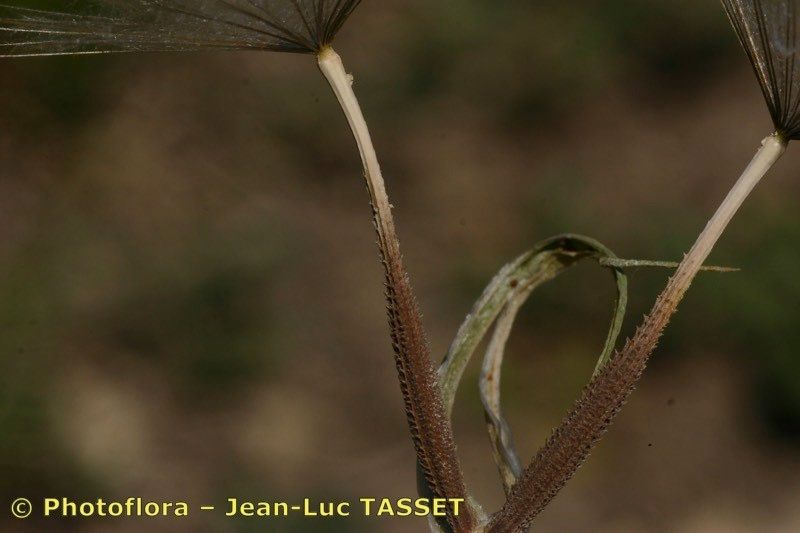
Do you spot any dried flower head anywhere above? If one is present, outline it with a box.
[0,0,360,57]
[722,0,800,140]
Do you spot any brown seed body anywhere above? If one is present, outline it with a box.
[318,48,476,532]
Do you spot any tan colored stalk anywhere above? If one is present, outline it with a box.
[317,47,477,532]
[488,133,786,532]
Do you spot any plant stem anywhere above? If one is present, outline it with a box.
[658,134,785,310]
[317,47,398,259]
[487,133,786,533]
[317,47,477,532]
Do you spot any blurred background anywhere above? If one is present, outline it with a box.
[2,0,800,531]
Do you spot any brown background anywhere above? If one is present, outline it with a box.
[1,1,799,531]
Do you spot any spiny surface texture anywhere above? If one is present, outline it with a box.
[487,264,694,533]
[382,247,476,533]
[722,0,800,139]
[0,0,360,56]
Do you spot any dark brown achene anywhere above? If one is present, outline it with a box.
[382,245,477,533]
[317,48,478,532]
[5,2,791,531]
[486,269,687,532]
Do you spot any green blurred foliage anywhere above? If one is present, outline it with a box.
[1,0,799,531]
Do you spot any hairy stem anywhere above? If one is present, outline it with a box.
[317,47,477,532]
[487,134,787,532]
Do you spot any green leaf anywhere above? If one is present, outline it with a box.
[439,234,628,495]
[439,234,627,411]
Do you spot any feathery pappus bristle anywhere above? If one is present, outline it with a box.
[722,0,800,139]
[0,0,360,57]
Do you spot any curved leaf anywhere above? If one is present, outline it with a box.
[421,234,627,530]
[475,236,627,493]
[438,234,627,415]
